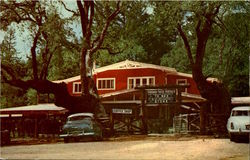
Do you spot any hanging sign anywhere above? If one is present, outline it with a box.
[146,89,176,104]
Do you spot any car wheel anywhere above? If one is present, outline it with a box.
[64,138,69,143]
[229,133,236,142]
[95,132,103,141]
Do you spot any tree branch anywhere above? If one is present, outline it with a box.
[31,29,40,80]
[60,1,79,16]
[195,19,201,35]
[77,0,87,37]
[86,1,94,41]
[1,64,17,81]
[91,1,121,54]
[177,23,194,66]
[100,47,123,55]
[195,4,221,67]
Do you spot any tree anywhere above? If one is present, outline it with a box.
[176,2,232,133]
[75,1,120,95]
[221,2,249,96]
[160,2,249,98]
[1,0,120,114]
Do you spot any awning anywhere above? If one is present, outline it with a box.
[0,103,68,117]
[231,97,250,105]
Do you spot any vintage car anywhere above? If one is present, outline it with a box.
[60,113,103,142]
[227,106,250,141]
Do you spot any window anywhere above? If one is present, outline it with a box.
[127,77,155,89]
[97,78,115,90]
[176,79,187,93]
[73,82,81,93]
[149,78,154,85]
[232,110,250,116]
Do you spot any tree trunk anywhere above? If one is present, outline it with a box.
[80,48,90,95]
[177,4,231,134]
[192,63,231,134]
[192,65,231,115]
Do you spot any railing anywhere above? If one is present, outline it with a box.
[173,113,200,134]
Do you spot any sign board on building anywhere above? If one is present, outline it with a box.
[146,89,176,104]
[112,108,133,114]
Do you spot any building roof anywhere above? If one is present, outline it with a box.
[100,88,207,103]
[100,88,138,98]
[53,75,80,84]
[93,59,177,74]
[174,72,219,82]
[231,97,250,105]
[52,60,177,84]
[0,103,68,117]
[52,60,218,83]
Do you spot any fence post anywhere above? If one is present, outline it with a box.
[200,105,206,134]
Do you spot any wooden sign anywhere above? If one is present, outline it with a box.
[112,108,133,114]
[146,89,176,104]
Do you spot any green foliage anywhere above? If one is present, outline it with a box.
[0,27,30,108]
[94,38,147,67]
[48,49,80,80]
[160,1,249,96]
[160,39,191,73]
[25,89,37,105]
[0,84,28,108]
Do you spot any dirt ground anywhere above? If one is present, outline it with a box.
[0,135,249,160]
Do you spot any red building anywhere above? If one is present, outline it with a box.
[54,60,217,97]
[54,60,218,134]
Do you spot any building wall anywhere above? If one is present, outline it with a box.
[166,74,200,95]
[66,68,201,96]
[93,68,169,95]
[67,80,80,96]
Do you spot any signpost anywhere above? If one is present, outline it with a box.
[146,89,176,104]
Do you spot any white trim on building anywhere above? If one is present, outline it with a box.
[127,76,155,89]
[176,79,188,93]
[96,78,116,90]
[72,82,82,94]
[93,60,177,74]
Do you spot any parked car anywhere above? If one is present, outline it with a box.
[227,106,250,141]
[60,113,103,143]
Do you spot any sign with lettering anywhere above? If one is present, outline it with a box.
[112,108,133,114]
[146,89,176,104]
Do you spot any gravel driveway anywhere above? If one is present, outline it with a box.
[1,135,249,160]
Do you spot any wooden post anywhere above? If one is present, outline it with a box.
[141,89,147,134]
[200,105,206,134]
[47,93,50,103]
[176,88,182,116]
[110,108,114,136]
[37,92,40,104]
[34,117,38,138]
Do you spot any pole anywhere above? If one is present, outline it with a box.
[141,89,147,134]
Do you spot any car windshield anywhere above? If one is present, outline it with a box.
[68,116,92,121]
[232,110,250,116]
